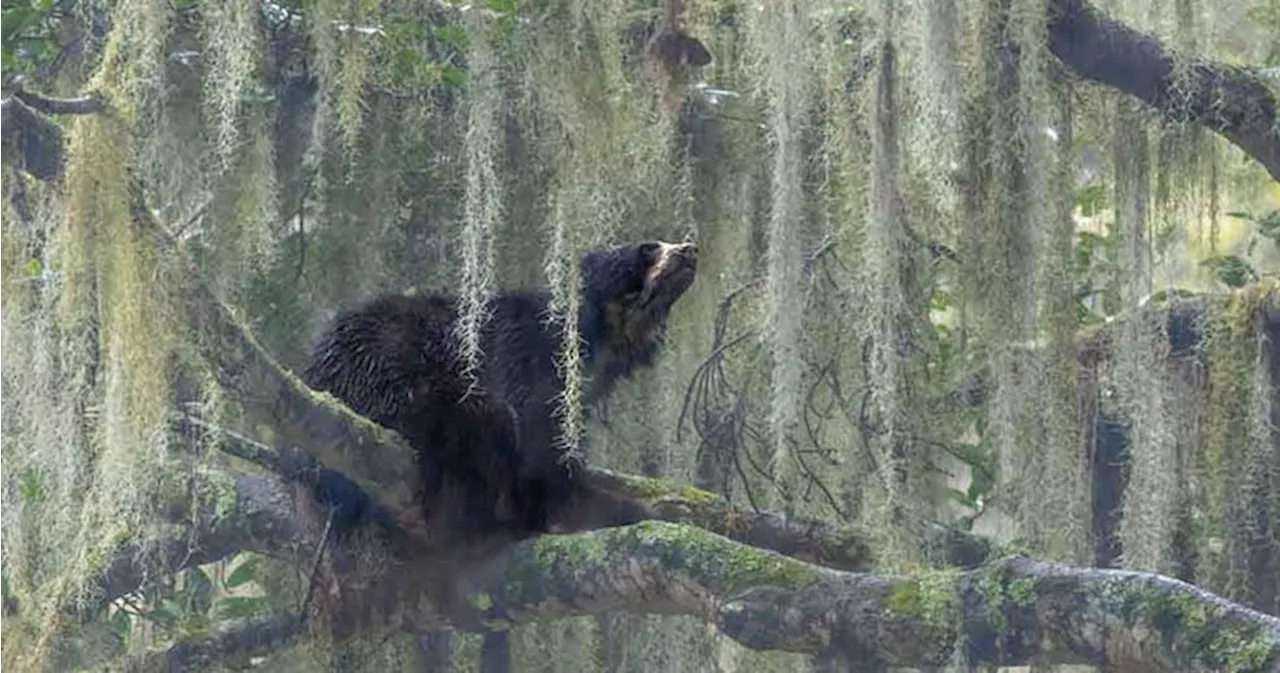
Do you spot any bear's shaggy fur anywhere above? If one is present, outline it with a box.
[303,241,698,541]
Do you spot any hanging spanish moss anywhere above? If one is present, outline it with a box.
[456,14,503,380]
[1111,98,1179,574]
[1012,0,1090,561]
[4,8,183,664]
[862,0,903,501]
[759,0,809,502]
[903,0,963,217]
[334,0,379,153]
[203,0,262,171]
[957,0,1039,555]
[544,187,587,460]
[1199,286,1280,609]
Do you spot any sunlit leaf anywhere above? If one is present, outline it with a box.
[1200,255,1258,288]
[223,556,262,590]
[212,596,269,621]
[433,23,468,48]
[1075,184,1108,216]
[440,65,467,87]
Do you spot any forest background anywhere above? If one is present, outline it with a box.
[3,0,1280,670]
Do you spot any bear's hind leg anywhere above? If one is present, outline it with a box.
[425,394,527,542]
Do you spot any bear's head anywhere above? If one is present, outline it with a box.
[577,240,698,396]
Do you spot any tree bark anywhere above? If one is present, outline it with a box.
[1047,0,1280,182]
[140,523,1280,672]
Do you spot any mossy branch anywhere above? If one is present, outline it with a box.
[116,520,1280,671]
[96,471,305,607]
[450,524,1280,671]
[1048,0,1280,182]
[122,179,432,545]
[587,468,999,571]
[130,613,306,672]
[168,405,900,572]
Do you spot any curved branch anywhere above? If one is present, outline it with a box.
[453,522,1280,671]
[8,77,107,116]
[122,182,431,545]
[97,471,304,606]
[1048,0,1280,181]
[130,613,305,672]
[112,521,1280,671]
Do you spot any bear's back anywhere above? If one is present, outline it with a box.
[303,289,570,438]
[304,293,460,430]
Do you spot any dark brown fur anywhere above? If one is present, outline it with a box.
[303,241,697,542]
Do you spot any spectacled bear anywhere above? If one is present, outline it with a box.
[302,241,698,542]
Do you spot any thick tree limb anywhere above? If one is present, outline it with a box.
[588,468,999,571]
[1048,0,1280,181]
[129,613,305,673]
[589,467,875,570]
[121,521,1279,671]
[97,471,305,606]
[449,522,1280,671]
[175,409,892,572]
[121,183,432,545]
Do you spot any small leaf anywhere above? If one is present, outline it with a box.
[433,23,468,48]
[110,609,133,638]
[223,556,261,590]
[27,259,42,277]
[1201,255,1258,288]
[19,468,43,502]
[211,595,269,621]
[1075,184,1108,217]
[440,65,467,87]
[949,442,988,468]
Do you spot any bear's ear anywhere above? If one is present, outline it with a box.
[579,244,646,299]
[578,248,609,284]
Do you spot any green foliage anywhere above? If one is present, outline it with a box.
[1,0,58,80]
[112,558,274,648]
[1201,255,1259,289]
[379,16,470,91]
[1073,230,1119,325]
[1193,210,1280,289]
[1231,209,1280,253]
[211,595,271,620]
[1075,183,1109,217]
[945,441,997,526]
[128,568,216,636]
[1103,579,1275,672]
[222,555,264,591]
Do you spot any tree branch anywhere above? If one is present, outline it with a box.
[1048,0,1280,181]
[450,522,1280,671]
[129,613,305,673]
[174,409,904,573]
[97,471,305,606]
[121,520,1278,671]
[122,183,432,545]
